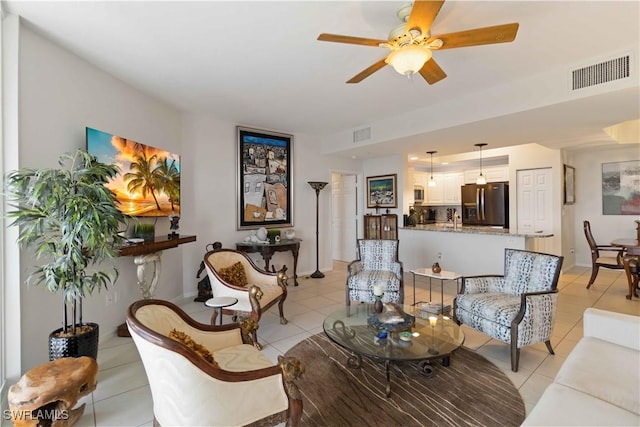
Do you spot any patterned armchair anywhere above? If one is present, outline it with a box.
[346,239,404,305]
[454,248,563,372]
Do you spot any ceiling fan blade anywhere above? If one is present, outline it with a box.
[431,23,519,50]
[317,33,387,47]
[406,0,445,34]
[347,58,388,83]
[419,59,447,85]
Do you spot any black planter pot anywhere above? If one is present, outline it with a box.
[48,322,99,361]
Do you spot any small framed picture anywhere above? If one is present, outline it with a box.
[366,174,398,208]
[563,164,575,205]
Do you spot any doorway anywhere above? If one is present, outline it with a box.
[331,172,358,262]
[517,167,553,252]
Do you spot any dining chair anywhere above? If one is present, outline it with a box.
[623,247,640,300]
[583,220,625,288]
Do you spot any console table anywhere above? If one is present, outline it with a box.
[117,234,196,336]
[236,238,301,286]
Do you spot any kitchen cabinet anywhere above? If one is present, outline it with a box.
[364,214,398,240]
[424,173,463,206]
[413,172,428,187]
[426,174,444,204]
[443,172,464,204]
[464,166,509,184]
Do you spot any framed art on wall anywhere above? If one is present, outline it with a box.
[563,164,575,205]
[366,174,397,209]
[237,126,293,230]
[602,160,640,215]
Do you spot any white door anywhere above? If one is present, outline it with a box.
[517,168,553,251]
[331,173,358,262]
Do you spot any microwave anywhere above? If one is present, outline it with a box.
[414,185,424,204]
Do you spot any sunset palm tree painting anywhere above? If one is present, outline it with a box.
[86,127,180,217]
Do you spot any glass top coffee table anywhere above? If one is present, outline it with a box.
[323,303,465,397]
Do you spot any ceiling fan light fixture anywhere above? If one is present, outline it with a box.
[385,45,432,76]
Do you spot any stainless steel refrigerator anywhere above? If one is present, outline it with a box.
[461,182,509,227]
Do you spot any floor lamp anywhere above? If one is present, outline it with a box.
[308,181,328,278]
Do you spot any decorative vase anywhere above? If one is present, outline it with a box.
[374,296,383,314]
[432,262,441,273]
[285,229,295,240]
[256,227,268,242]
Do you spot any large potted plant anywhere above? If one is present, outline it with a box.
[4,149,128,360]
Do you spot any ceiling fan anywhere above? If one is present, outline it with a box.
[317,0,519,85]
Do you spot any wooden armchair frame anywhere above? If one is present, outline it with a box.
[455,249,563,372]
[204,247,289,347]
[127,299,303,427]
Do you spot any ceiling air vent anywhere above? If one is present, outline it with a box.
[353,127,371,143]
[572,55,630,90]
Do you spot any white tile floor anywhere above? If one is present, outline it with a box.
[77,262,639,426]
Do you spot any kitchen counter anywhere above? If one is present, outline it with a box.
[398,225,555,275]
[403,224,553,238]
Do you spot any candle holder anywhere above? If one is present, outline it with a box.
[428,316,439,355]
[374,294,384,314]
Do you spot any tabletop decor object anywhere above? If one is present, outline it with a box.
[373,284,384,313]
[367,303,415,332]
[432,262,441,273]
[308,181,328,278]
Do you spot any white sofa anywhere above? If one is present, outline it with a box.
[523,308,639,426]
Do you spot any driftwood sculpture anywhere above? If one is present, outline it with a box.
[8,356,98,427]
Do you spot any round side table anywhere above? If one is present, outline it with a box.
[205,297,238,325]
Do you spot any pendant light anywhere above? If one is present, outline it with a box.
[475,143,488,185]
[426,151,437,187]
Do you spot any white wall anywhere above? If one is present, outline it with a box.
[561,150,577,268]
[179,115,362,296]
[4,20,364,375]
[572,144,640,266]
[505,144,564,258]
[12,23,183,372]
[361,154,406,236]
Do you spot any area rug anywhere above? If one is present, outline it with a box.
[284,333,525,427]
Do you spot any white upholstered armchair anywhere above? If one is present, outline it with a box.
[346,239,404,305]
[204,246,288,347]
[127,299,303,427]
[454,248,563,372]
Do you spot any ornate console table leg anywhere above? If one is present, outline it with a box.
[291,243,300,286]
[134,252,162,299]
[117,252,162,337]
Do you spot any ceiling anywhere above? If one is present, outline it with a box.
[4,1,640,164]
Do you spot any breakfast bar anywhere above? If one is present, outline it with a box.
[399,225,553,275]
